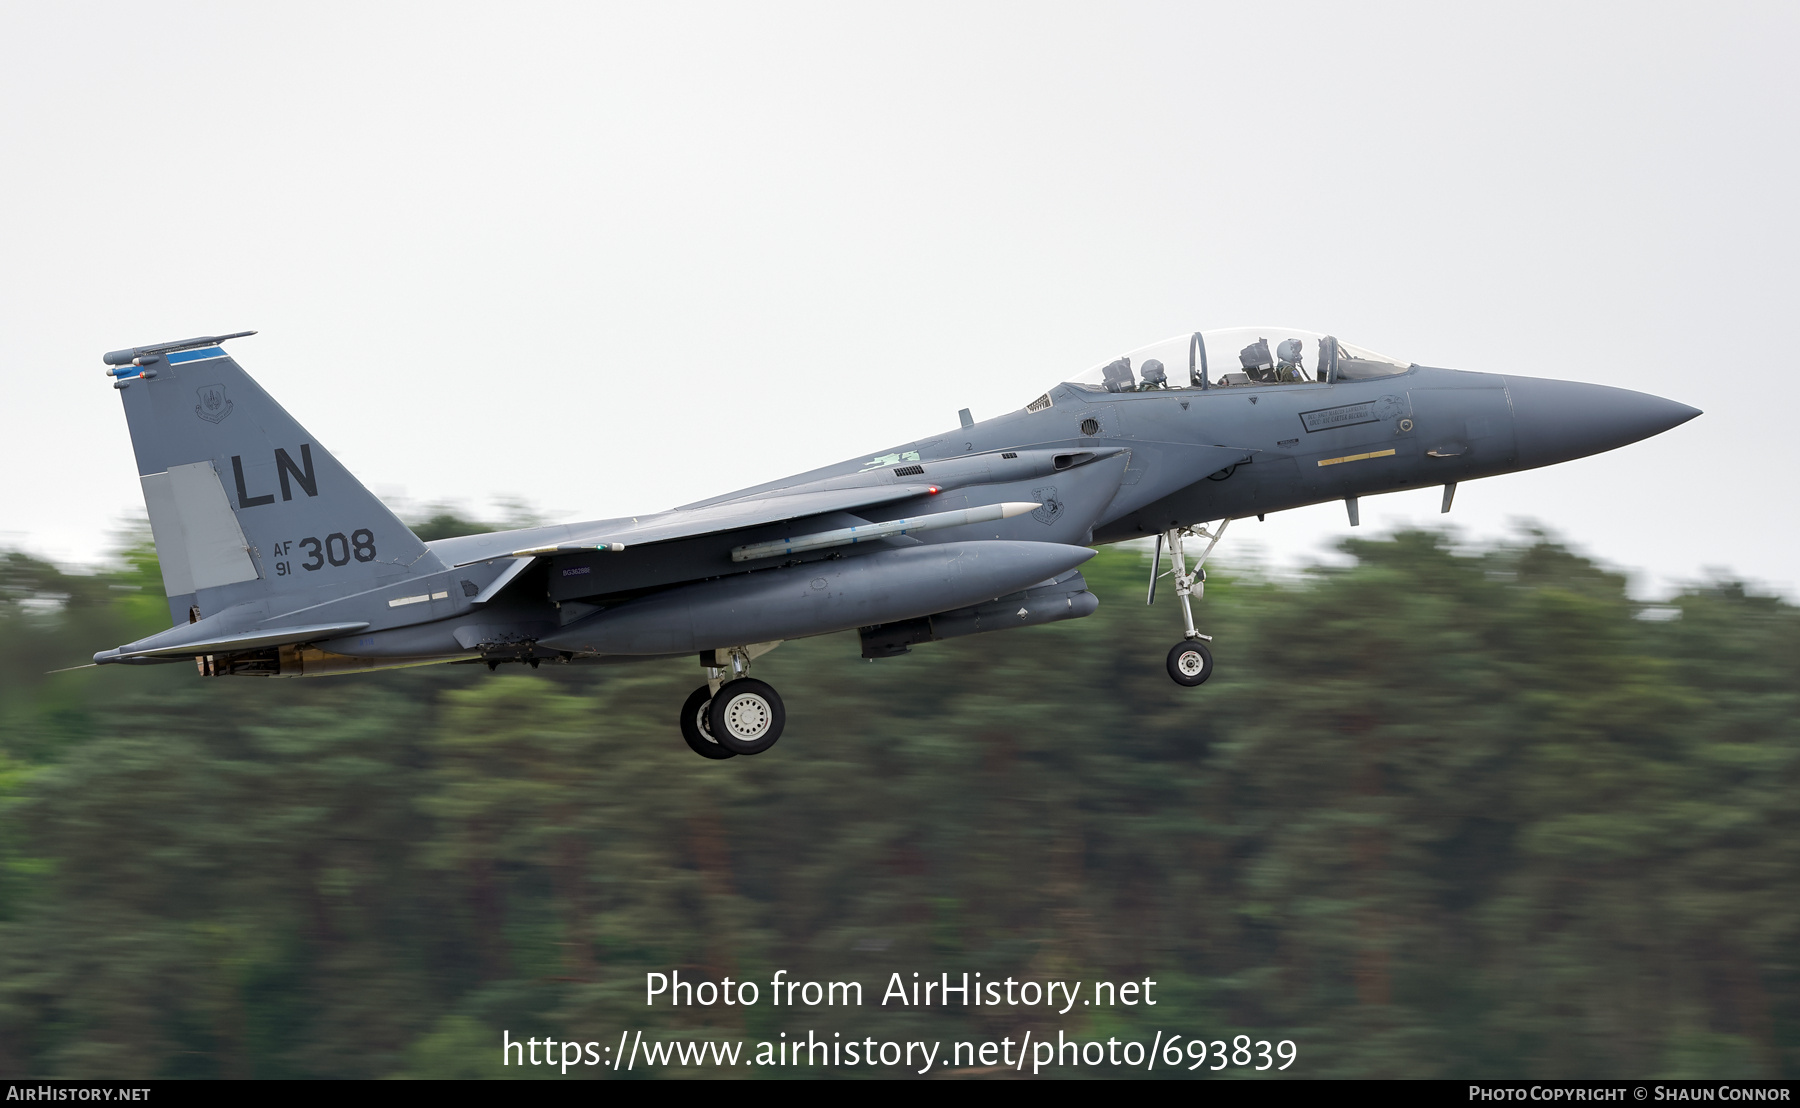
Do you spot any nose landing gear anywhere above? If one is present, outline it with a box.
[1148,519,1228,687]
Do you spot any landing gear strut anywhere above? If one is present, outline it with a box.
[1148,519,1228,687]
[678,643,786,758]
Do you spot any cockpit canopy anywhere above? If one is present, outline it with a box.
[1058,327,1411,397]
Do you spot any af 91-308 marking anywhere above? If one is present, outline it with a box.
[271,529,376,576]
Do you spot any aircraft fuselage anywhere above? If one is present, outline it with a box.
[89,328,1698,756]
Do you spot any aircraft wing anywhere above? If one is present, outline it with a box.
[433,483,938,565]
[95,621,373,663]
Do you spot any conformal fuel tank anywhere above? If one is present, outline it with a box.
[538,540,1097,656]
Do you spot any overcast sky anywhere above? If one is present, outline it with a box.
[3,2,1794,599]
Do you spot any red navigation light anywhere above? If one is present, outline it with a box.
[928,486,940,494]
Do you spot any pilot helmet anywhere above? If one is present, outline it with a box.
[1276,338,1304,365]
[1140,358,1167,385]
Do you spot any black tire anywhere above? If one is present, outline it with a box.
[707,678,786,755]
[679,686,736,760]
[1166,640,1213,687]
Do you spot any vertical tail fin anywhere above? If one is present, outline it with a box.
[105,333,443,625]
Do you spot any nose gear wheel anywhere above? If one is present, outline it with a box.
[1166,640,1214,686]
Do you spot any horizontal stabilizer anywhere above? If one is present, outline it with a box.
[96,621,371,663]
[471,557,534,604]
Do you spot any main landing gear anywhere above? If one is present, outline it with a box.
[1148,519,1229,687]
[679,686,735,759]
[678,643,786,759]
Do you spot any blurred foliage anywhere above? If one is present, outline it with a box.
[0,530,1795,1079]
[407,500,544,543]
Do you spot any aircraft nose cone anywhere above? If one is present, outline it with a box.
[1505,375,1701,470]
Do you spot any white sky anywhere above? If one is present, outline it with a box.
[2,3,1795,599]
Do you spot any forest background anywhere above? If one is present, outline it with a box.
[0,513,1794,1079]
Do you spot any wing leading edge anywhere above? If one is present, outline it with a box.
[428,483,940,566]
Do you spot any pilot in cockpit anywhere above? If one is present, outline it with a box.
[1138,358,1169,390]
[1275,338,1306,383]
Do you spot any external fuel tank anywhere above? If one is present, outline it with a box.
[538,540,1097,656]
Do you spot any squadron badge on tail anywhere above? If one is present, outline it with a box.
[194,384,233,424]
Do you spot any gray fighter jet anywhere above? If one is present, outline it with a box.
[91,328,1698,758]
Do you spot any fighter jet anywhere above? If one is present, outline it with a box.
[91,328,1698,758]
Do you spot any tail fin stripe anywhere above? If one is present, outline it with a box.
[166,346,227,365]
